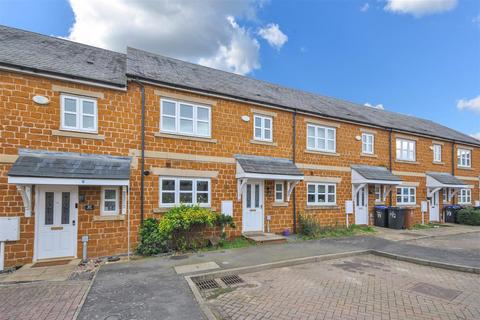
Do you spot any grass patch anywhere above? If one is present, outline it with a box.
[412,223,446,230]
[201,237,254,252]
[298,215,376,240]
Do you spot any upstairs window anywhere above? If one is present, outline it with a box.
[307,124,336,153]
[433,144,442,163]
[160,177,210,207]
[396,187,416,205]
[253,115,273,142]
[396,138,416,161]
[457,149,471,168]
[160,98,211,137]
[458,189,471,204]
[362,133,374,154]
[61,95,97,132]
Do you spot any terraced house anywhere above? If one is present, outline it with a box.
[0,25,479,270]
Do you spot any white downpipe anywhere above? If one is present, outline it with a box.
[127,187,131,261]
[0,242,4,271]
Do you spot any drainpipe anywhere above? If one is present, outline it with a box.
[388,129,393,206]
[451,142,455,205]
[292,110,297,233]
[133,80,146,225]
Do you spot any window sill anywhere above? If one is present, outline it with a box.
[153,206,215,213]
[94,215,125,221]
[52,130,105,140]
[457,166,473,171]
[432,161,445,165]
[304,149,340,157]
[250,140,277,146]
[395,159,419,165]
[396,204,419,209]
[271,202,288,207]
[154,132,217,143]
[305,205,339,210]
[360,153,378,158]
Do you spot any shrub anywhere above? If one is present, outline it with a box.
[136,218,167,255]
[298,214,322,238]
[457,208,480,226]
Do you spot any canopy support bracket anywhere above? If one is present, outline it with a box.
[16,185,32,217]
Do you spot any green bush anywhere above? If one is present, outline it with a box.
[136,205,236,255]
[457,208,480,225]
[298,214,323,238]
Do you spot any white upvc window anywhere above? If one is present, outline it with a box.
[160,98,211,137]
[396,138,416,161]
[458,189,471,204]
[101,187,119,216]
[159,177,211,207]
[361,133,374,154]
[307,183,336,205]
[374,185,382,203]
[61,95,97,132]
[433,144,442,163]
[307,124,336,153]
[253,114,273,142]
[457,149,471,168]
[443,188,449,203]
[274,181,284,202]
[396,187,416,205]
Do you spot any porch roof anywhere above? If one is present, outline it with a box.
[426,172,469,189]
[351,165,402,185]
[7,149,131,186]
[235,154,303,180]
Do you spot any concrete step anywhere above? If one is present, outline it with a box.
[242,232,287,245]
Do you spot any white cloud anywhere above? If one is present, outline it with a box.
[364,102,385,110]
[457,95,480,113]
[258,23,288,50]
[473,14,480,26]
[471,133,480,141]
[360,3,370,12]
[384,0,457,17]
[67,0,267,75]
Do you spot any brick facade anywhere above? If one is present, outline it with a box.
[1,69,479,269]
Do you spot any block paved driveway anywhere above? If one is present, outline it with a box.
[208,254,480,320]
[0,280,89,320]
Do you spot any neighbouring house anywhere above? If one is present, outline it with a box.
[0,25,479,270]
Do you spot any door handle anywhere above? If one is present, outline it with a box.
[72,220,76,226]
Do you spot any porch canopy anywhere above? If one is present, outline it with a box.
[235,154,304,201]
[351,165,402,202]
[426,172,470,199]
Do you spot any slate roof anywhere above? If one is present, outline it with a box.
[235,154,303,177]
[8,149,131,180]
[0,25,126,87]
[351,165,402,182]
[426,172,467,186]
[127,47,480,146]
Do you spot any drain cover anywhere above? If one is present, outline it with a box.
[221,274,244,286]
[193,278,220,291]
[409,282,462,301]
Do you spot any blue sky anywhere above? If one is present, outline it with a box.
[1,0,479,138]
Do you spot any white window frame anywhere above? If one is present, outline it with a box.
[60,94,98,133]
[433,144,442,163]
[396,138,416,161]
[458,189,471,204]
[307,124,336,153]
[457,149,471,168]
[374,185,382,203]
[361,133,374,154]
[396,187,416,206]
[253,114,273,142]
[101,187,119,216]
[307,183,336,206]
[159,177,211,208]
[160,98,212,138]
[274,181,284,203]
[442,188,449,204]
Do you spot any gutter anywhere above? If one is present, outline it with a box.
[125,76,480,148]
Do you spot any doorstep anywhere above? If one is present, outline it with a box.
[1,259,80,283]
[242,232,287,244]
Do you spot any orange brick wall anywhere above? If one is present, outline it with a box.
[1,70,479,268]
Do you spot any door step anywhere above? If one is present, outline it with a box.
[242,232,287,245]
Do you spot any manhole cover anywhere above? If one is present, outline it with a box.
[221,274,244,286]
[409,282,462,301]
[193,278,220,291]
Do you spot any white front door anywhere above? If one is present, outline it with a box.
[242,181,264,232]
[355,186,369,225]
[429,190,440,222]
[36,186,78,260]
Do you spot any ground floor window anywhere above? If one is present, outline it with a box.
[374,185,382,203]
[307,183,336,205]
[396,187,416,205]
[160,177,211,207]
[101,187,119,215]
[458,189,471,204]
[274,181,284,202]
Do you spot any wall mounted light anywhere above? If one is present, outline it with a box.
[241,115,250,122]
[32,95,49,105]
[355,135,362,141]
